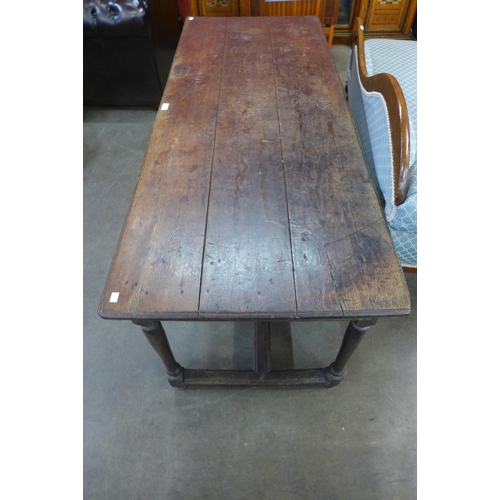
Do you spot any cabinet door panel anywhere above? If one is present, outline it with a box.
[199,0,239,16]
[365,0,416,34]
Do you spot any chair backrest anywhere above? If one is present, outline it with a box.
[350,17,411,205]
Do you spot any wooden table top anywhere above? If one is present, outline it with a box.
[99,16,410,321]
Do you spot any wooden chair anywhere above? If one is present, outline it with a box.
[346,18,417,272]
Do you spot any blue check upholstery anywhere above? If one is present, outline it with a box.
[346,39,417,268]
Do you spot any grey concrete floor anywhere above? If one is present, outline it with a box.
[83,45,417,499]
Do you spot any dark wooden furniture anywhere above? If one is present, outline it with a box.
[186,0,334,46]
[98,16,410,389]
[186,0,416,44]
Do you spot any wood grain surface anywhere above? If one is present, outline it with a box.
[99,17,227,319]
[199,17,296,318]
[99,16,410,321]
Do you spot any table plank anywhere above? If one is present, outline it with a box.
[99,17,227,319]
[328,219,410,316]
[199,17,297,318]
[270,16,409,317]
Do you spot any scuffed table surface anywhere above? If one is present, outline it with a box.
[99,16,410,322]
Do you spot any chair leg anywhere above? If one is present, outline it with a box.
[327,24,334,48]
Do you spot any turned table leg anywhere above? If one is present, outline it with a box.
[324,318,377,387]
[132,320,186,389]
[130,319,378,389]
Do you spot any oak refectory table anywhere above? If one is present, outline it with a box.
[98,16,411,389]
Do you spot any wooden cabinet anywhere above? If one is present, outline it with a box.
[359,0,416,36]
[325,0,416,43]
[187,0,416,44]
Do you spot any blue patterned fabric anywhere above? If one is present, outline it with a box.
[346,39,417,268]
